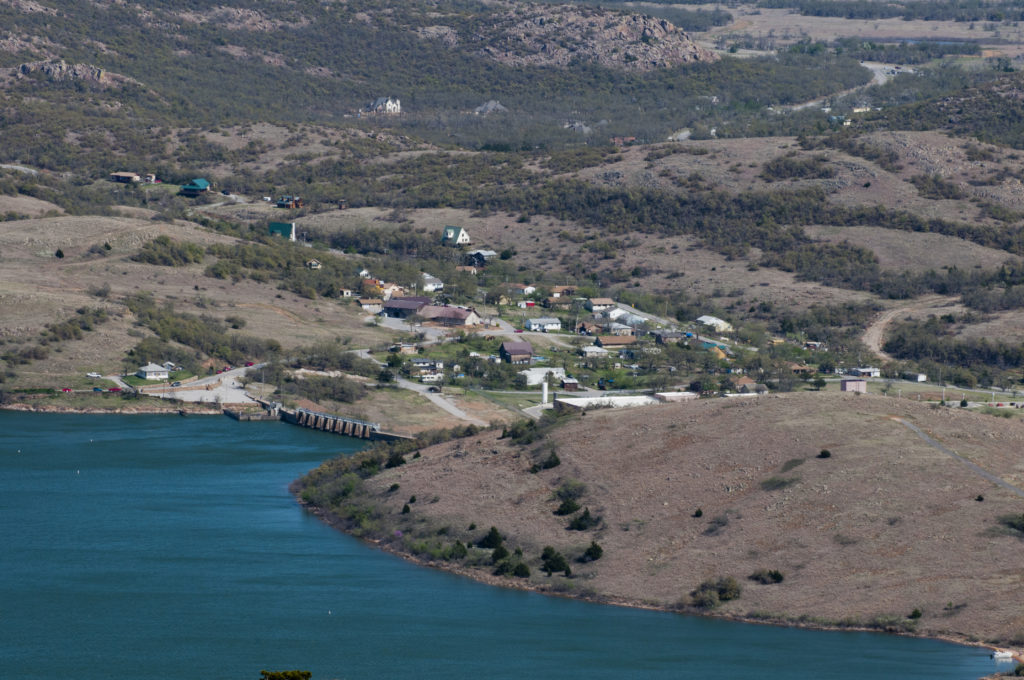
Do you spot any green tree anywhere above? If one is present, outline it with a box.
[541,546,571,576]
[477,526,503,549]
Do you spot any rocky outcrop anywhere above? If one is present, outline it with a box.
[14,59,138,88]
[474,6,718,72]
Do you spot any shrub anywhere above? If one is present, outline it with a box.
[388,483,400,492]
[448,540,468,561]
[691,576,741,609]
[568,508,601,531]
[541,546,571,576]
[477,526,504,549]
[579,541,603,563]
[556,479,586,502]
[553,498,580,516]
[693,508,703,518]
[531,450,561,473]
[703,514,730,536]
[908,608,922,619]
[401,503,410,514]
[513,562,531,578]
[817,450,831,458]
[491,545,510,564]
[749,569,785,584]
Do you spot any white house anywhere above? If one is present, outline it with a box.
[903,372,927,382]
[519,367,567,386]
[697,315,733,333]
[580,345,609,358]
[367,96,400,114]
[421,273,444,293]
[524,317,562,332]
[586,298,616,312]
[136,363,169,381]
[849,367,881,378]
[442,226,470,245]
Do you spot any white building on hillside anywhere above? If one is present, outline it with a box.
[697,315,733,333]
[136,363,169,380]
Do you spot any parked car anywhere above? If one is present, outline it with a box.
[61,387,73,393]
[93,387,103,392]
[86,372,102,378]
[172,381,182,387]
[108,387,122,393]
[245,362,254,367]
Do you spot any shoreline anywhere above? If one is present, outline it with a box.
[0,403,225,416]
[294,495,1020,669]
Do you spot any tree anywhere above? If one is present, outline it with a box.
[579,541,603,563]
[477,526,503,549]
[812,377,827,391]
[55,248,64,259]
[541,546,571,576]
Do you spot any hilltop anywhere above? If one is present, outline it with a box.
[297,392,1024,645]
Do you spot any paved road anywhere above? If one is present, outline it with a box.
[396,377,488,427]
[891,417,1024,499]
[109,366,259,405]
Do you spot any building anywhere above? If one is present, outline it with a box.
[595,336,636,349]
[305,259,321,270]
[508,283,536,296]
[904,372,927,382]
[358,298,383,314]
[180,178,211,196]
[109,171,140,183]
[544,297,573,310]
[519,367,566,386]
[419,305,481,327]
[367,96,401,114]
[499,340,533,364]
[524,317,562,332]
[442,226,471,246]
[848,367,881,378]
[136,363,169,381]
[560,377,580,391]
[382,297,431,318]
[268,222,296,241]
[696,315,733,333]
[276,196,303,209]
[466,249,497,266]
[455,265,478,275]
[603,321,633,336]
[421,273,444,293]
[586,298,616,313]
[579,345,609,358]
[549,285,576,298]
[841,379,868,393]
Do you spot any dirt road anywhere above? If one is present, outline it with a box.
[861,295,956,361]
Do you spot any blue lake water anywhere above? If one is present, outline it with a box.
[0,412,1000,679]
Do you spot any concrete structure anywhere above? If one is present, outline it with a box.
[554,395,660,412]
[697,315,733,333]
[524,317,562,332]
[580,345,609,358]
[519,367,566,386]
[841,379,868,394]
[653,391,698,402]
[136,363,170,381]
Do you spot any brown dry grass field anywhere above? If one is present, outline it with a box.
[352,392,1024,645]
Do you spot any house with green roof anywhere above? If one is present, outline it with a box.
[442,225,470,246]
[180,178,211,197]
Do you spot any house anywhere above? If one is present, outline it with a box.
[580,345,609,358]
[421,273,444,293]
[595,336,636,348]
[367,96,401,114]
[109,171,140,183]
[466,249,497,266]
[560,377,580,391]
[740,383,769,395]
[734,376,756,389]
[378,282,406,301]
[390,343,419,355]
[340,289,354,298]
[524,317,562,332]
[653,330,685,345]
[136,363,169,381]
[788,362,814,375]
[516,300,535,309]
[419,305,481,327]
[508,283,536,296]
[180,178,211,196]
[382,297,431,318]
[268,222,296,241]
[442,226,471,246]
[499,340,533,364]
[586,298,616,313]
[603,322,633,337]
[804,341,825,351]
[305,259,321,270]
[904,372,927,382]
[544,296,573,310]
[578,321,602,336]
[519,367,566,386]
[848,367,881,378]
[456,265,478,275]
[697,315,733,333]
[276,196,303,209]
[841,378,868,393]
[358,298,383,314]
[550,285,577,298]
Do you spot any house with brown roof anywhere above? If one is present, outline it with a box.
[499,340,533,364]
[544,296,573,310]
[586,297,616,312]
[382,297,431,318]
[550,285,577,298]
[419,305,481,327]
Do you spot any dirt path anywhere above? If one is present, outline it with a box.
[861,295,955,361]
[891,416,1024,499]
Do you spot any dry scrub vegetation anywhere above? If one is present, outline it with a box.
[345,393,1024,644]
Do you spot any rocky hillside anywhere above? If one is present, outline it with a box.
[429,4,718,72]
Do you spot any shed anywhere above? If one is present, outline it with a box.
[500,340,533,364]
[524,317,562,332]
[110,171,140,183]
[841,379,867,394]
[586,298,616,312]
[561,377,580,391]
[697,315,733,333]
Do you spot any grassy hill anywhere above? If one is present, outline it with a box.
[295,392,1024,645]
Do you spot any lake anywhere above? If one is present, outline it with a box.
[0,412,1000,679]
